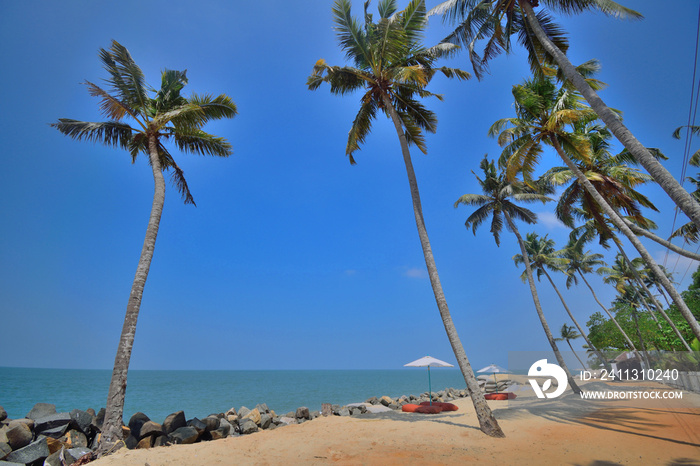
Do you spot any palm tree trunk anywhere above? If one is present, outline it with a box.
[541,269,610,370]
[98,133,165,455]
[520,0,700,231]
[503,211,582,394]
[630,304,652,369]
[565,339,587,370]
[578,271,641,360]
[548,135,700,342]
[381,94,504,438]
[623,219,700,261]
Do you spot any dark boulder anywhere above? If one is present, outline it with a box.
[61,429,88,448]
[238,418,258,435]
[186,418,207,434]
[128,412,150,439]
[26,403,56,420]
[365,397,379,405]
[6,423,33,450]
[255,403,269,414]
[168,426,199,445]
[34,412,73,435]
[39,424,71,439]
[0,406,6,422]
[0,442,11,460]
[65,447,94,464]
[94,408,105,430]
[238,407,251,419]
[259,413,272,430]
[5,437,49,465]
[162,411,186,435]
[295,407,310,420]
[202,416,220,432]
[125,434,139,450]
[69,409,93,436]
[139,421,163,439]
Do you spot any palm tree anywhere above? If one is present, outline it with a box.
[562,237,641,359]
[455,157,582,394]
[513,232,608,369]
[554,324,586,370]
[307,0,504,437]
[432,0,700,230]
[51,40,237,453]
[489,76,700,342]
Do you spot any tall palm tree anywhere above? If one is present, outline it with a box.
[489,76,700,342]
[562,237,641,359]
[455,157,582,394]
[554,324,586,370]
[307,0,504,437]
[432,0,700,230]
[51,40,237,453]
[513,232,608,369]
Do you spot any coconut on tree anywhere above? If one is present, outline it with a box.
[51,40,237,454]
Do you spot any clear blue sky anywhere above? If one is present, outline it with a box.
[1,0,698,371]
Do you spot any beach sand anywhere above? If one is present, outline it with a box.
[92,379,700,465]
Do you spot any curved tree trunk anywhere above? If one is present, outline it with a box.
[98,133,165,455]
[578,271,641,360]
[541,269,609,370]
[548,135,700,342]
[503,211,582,394]
[520,0,700,231]
[382,94,505,437]
[565,339,587,370]
[630,304,652,368]
[623,219,700,261]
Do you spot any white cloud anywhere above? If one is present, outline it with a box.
[404,267,428,279]
[536,211,567,230]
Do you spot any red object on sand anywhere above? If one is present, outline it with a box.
[414,405,443,414]
[419,402,458,411]
[484,393,509,401]
[402,404,421,412]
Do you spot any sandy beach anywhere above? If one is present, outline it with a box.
[91,378,700,465]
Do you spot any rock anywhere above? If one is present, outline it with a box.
[277,417,296,426]
[0,426,7,444]
[209,429,226,440]
[226,414,238,424]
[122,426,131,438]
[5,438,49,465]
[238,407,251,419]
[26,403,56,420]
[69,409,93,435]
[136,436,153,449]
[0,442,11,460]
[202,416,220,432]
[125,435,139,450]
[163,411,186,435]
[379,396,393,407]
[8,418,34,430]
[44,450,62,466]
[6,423,33,450]
[366,396,379,405]
[40,424,71,439]
[238,419,258,435]
[365,405,392,413]
[94,408,105,430]
[65,447,94,464]
[0,407,6,423]
[295,407,310,420]
[46,436,63,454]
[86,409,96,417]
[128,412,150,439]
[225,407,237,417]
[154,435,170,447]
[338,407,350,416]
[34,413,73,435]
[243,409,261,426]
[388,403,399,410]
[186,418,207,434]
[218,418,232,437]
[255,403,269,414]
[321,403,333,417]
[61,429,88,448]
[139,421,163,439]
[259,413,272,430]
[168,426,199,445]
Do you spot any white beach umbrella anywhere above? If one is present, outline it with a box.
[404,356,454,405]
[477,364,510,393]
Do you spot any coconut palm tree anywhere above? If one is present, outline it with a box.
[513,232,608,369]
[432,0,700,230]
[562,237,641,358]
[489,75,700,342]
[554,324,586,370]
[307,0,504,437]
[51,40,237,453]
[455,157,582,394]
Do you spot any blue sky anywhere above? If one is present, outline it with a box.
[1,0,698,371]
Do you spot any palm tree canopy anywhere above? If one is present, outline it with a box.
[554,323,581,342]
[454,156,552,246]
[52,40,237,205]
[561,235,606,288]
[512,231,568,282]
[430,0,641,79]
[307,0,471,163]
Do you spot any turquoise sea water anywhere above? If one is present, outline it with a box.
[0,367,467,423]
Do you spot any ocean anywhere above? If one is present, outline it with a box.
[0,367,467,423]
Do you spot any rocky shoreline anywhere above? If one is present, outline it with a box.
[0,386,472,465]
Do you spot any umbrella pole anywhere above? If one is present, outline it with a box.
[428,366,432,406]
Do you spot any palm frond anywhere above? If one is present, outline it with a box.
[51,119,134,149]
[98,40,150,114]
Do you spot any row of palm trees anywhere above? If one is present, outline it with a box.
[52,0,700,452]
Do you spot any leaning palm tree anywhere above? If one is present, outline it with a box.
[432,0,700,230]
[455,157,582,394]
[307,0,504,437]
[513,232,608,369]
[554,324,586,370]
[52,40,237,453]
[489,75,700,342]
